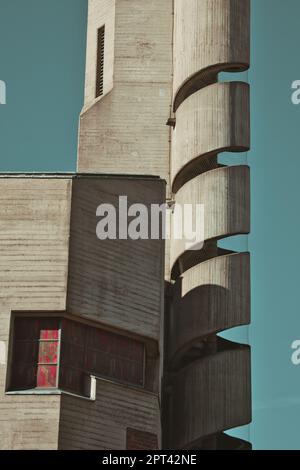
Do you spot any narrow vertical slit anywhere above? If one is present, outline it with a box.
[96,25,105,98]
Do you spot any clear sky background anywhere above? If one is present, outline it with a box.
[248,0,300,450]
[1,0,300,450]
[222,0,300,449]
[0,0,87,171]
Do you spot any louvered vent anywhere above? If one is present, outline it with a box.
[95,25,105,98]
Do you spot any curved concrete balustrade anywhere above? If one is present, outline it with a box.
[171,82,250,193]
[173,0,250,110]
[170,165,250,276]
[166,344,251,449]
[168,253,250,365]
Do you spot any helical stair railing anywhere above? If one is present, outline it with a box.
[164,0,251,450]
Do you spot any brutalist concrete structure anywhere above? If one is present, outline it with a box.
[0,0,251,450]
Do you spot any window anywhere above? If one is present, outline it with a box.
[10,317,60,390]
[95,25,105,98]
[60,319,145,395]
[9,316,145,395]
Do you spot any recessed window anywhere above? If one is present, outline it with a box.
[59,318,145,395]
[95,25,105,98]
[10,317,60,390]
[9,316,145,395]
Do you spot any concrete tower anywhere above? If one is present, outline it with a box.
[0,0,251,450]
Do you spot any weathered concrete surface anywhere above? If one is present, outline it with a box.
[78,0,173,188]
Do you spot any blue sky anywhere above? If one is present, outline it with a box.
[0,0,87,171]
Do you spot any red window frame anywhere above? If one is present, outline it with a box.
[10,317,60,390]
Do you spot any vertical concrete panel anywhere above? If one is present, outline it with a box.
[0,178,71,311]
[67,177,165,341]
[84,0,116,105]
[0,177,72,449]
[78,0,173,186]
[58,378,160,450]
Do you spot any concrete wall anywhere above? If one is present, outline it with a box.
[0,177,72,450]
[0,178,71,312]
[0,176,164,449]
[58,377,160,450]
[0,0,171,450]
[67,176,165,341]
[78,0,173,187]
[84,0,116,105]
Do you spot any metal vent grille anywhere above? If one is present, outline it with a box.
[95,25,105,98]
